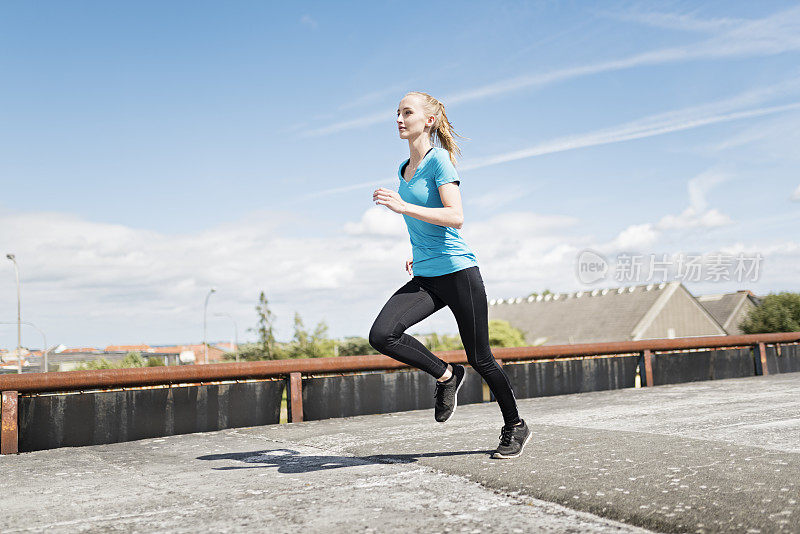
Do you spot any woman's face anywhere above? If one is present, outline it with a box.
[396,95,432,140]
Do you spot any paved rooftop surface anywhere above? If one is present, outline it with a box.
[1,372,798,533]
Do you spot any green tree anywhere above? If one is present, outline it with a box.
[230,342,279,362]
[422,332,464,351]
[418,320,527,353]
[488,319,527,347]
[337,336,379,356]
[121,351,146,367]
[147,356,165,367]
[73,351,164,370]
[291,312,308,354]
[248,291,279,360]
[74,358,115,370]
[285,312,335,358]
[740,292,800,334]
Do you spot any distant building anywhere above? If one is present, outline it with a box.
[214,342,238,353]
[0,348,31,371]
[488,281,728,345]
[695,290,761,335]
[1,342,232,372]
[61,347,101,354]
[40,351,133,372]
[151,344,226,364]
[104,344,155,353]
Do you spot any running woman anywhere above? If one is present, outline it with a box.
[369,91,531,459]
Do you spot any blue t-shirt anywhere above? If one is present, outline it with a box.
[397,147,479,277]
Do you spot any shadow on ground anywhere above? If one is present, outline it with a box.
[197,448,492,473]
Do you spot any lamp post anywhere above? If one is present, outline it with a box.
[6,254,21,373]
[214,312,238,362]
[203,288,216,364]
[27,322,48,373]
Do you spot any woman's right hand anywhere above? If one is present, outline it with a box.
[405,258,413,276]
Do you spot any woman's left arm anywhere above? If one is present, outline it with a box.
[373,184,464,229]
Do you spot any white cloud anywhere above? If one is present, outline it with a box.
[0,208,412,347]
[596,169,733,256]
[0,207,583,345]
[1,201,797,349]
[687,169,728,212]
[718,241,795,256]
[343,206,407,237]
[462,212,586,290]
[647,169,734,231]
[601,9,744,33]
[657,169,733,230]
[609,223,660,251]
[463,212,580,250]
[470,209,798,302]
[792,185,800,201]
[658,208,732,230]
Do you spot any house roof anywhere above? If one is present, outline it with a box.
[489,282,677,345]
[696,290,759,333]
[104,345,154,353]
[152,344,224,354]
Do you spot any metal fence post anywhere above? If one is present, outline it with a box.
[755,342,769,375]
[641,349,654,387]
[1,391,19,454]
[287,372,304,423]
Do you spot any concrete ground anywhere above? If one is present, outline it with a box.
[1,372,798,533]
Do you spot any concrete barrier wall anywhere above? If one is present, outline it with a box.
[651,348,755,386]
[766,344,800,374]
[302,368,484,421]
[18,380,283,452]
[502,355,639,399]
[8,343,799,452]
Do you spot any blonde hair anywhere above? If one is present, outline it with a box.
[406,91,465,166]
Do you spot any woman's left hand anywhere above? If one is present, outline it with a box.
[373,188,407,214]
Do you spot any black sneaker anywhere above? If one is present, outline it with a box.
[492,419,531,459]
[433,364,465,422]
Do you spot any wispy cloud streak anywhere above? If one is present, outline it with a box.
[598,9,744,33]
[460,102,800,171]
[304,83,800,198]
[304,6,800,137]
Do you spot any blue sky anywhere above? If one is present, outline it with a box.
[1,1,799,349]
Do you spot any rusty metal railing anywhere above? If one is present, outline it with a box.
[1,332,798,454]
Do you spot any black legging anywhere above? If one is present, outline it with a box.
[369,265,520,425]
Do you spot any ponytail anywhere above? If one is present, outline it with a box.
[406,91,466,166]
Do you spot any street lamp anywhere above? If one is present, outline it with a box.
[203,288,216,364]
[214,312,239,363]
[6,254,21,373]
[26,322,48,373]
